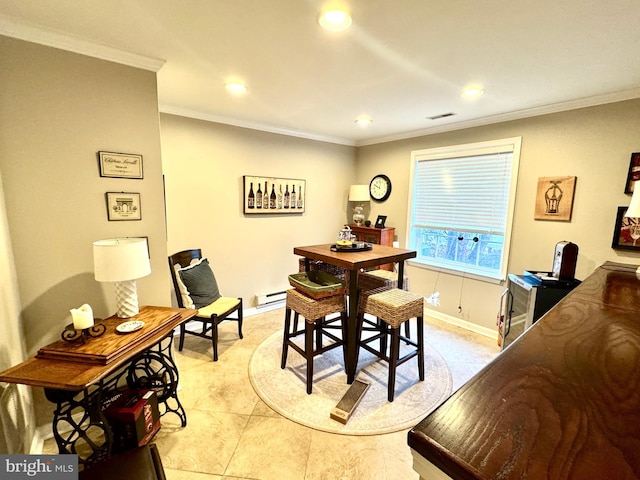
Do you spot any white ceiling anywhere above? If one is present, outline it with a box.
[1,0,640,146]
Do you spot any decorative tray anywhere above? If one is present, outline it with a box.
[330,243,373,252]
[288,271,346,299]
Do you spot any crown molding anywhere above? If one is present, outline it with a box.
[0,15,165,72]
[356,87,640,147]
[159,105,356,147]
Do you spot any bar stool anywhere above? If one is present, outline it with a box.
[281,289,347,394]
[358,288,425,402]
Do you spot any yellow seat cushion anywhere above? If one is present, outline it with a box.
[197,296,240,318]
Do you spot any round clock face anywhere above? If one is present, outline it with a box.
[370,174,392,201]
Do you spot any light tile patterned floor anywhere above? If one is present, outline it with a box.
[43,307,499,479]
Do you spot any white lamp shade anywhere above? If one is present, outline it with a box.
[627,186,640,218]
[93,238,151,282]
[349,184,370,202]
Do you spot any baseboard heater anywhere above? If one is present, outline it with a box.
[256,290,287,308]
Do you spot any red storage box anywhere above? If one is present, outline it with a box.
[105,390,160,453]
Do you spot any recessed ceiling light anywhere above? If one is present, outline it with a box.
[318,9,352,31]
[225,82,247,94]
[461,86,485,98]
[355,117,372,127]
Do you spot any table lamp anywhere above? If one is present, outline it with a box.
[625,183,640,276]
[93,238,151,318]
[349,184,369,226]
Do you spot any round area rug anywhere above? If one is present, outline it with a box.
[249,331,453,435]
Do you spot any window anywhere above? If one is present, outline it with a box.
[407,137,521,281]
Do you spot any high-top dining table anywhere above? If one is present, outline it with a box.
[294,243,417,383]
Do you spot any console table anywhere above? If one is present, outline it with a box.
[408,262,640,479]
[0,305,197,467]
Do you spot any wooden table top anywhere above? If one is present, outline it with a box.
[0,306,197,391]
[294,243,416,270]
[408,262,640,479]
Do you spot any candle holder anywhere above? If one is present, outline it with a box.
[61,323,106,344]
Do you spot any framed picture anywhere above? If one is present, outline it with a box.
[106,192,141,221]
[98,151,143,179]
[243,175,306,214]
[611,206,640,250]
[534,176,577,221]
[375,215,387,228]
[624,152,640,194]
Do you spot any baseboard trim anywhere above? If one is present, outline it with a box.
[424,307,497,340]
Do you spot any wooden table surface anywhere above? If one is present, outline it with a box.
[408,262,640,479]
[0,306,198,391]
[294,243,416,383]
[294,243,416,271]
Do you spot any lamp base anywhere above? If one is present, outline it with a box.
[353,205,365,226]
[114,279,139,318]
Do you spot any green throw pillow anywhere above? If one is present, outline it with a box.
[177,258,221,309]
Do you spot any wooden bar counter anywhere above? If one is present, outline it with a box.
[408,262,640,479]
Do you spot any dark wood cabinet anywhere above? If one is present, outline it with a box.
[349,225,395,270]
[349,225,394,246]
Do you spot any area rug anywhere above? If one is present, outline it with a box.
[249,330,453,435]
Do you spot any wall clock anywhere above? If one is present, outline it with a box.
[369,174,392,202]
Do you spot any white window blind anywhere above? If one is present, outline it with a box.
[408,137,521,281]
[412,152,513,234]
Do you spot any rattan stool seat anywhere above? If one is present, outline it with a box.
[366,289,423,329]
[362,269,410,291]
[286,289,345,321]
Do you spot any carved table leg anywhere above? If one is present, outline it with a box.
[126,333,187,427]
[44,387,112,468]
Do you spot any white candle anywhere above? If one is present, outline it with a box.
[71,304,94,330]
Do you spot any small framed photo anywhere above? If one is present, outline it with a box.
[375,215,387,228]
[98,151,143,179]
[624,152,640,194]
[106,192,141,221]
[611,206,640,251]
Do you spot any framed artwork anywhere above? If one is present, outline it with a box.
[611,206,640,251]
[534,176,577,221]
[375,215,387,228]
[106,192,141,221]
[624,152,640,194]
[98,151,143,179]
[243,176,305,214]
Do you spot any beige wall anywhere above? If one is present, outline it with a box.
[0,36,169,436]
[160,114,356,306]
[357,99,640,331]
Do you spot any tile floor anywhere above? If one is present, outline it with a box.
[155,308,499,480]
[44,307,500,479]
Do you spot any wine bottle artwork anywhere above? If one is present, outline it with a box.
[263,181,269,209]
[256,182,262,208]
[243,176,305,214]
[248,182,255,209]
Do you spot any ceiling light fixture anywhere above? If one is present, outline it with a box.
[355,117,372,127]
[225,82,247,94]
[461,86,485,98]
[318,9,352,31]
